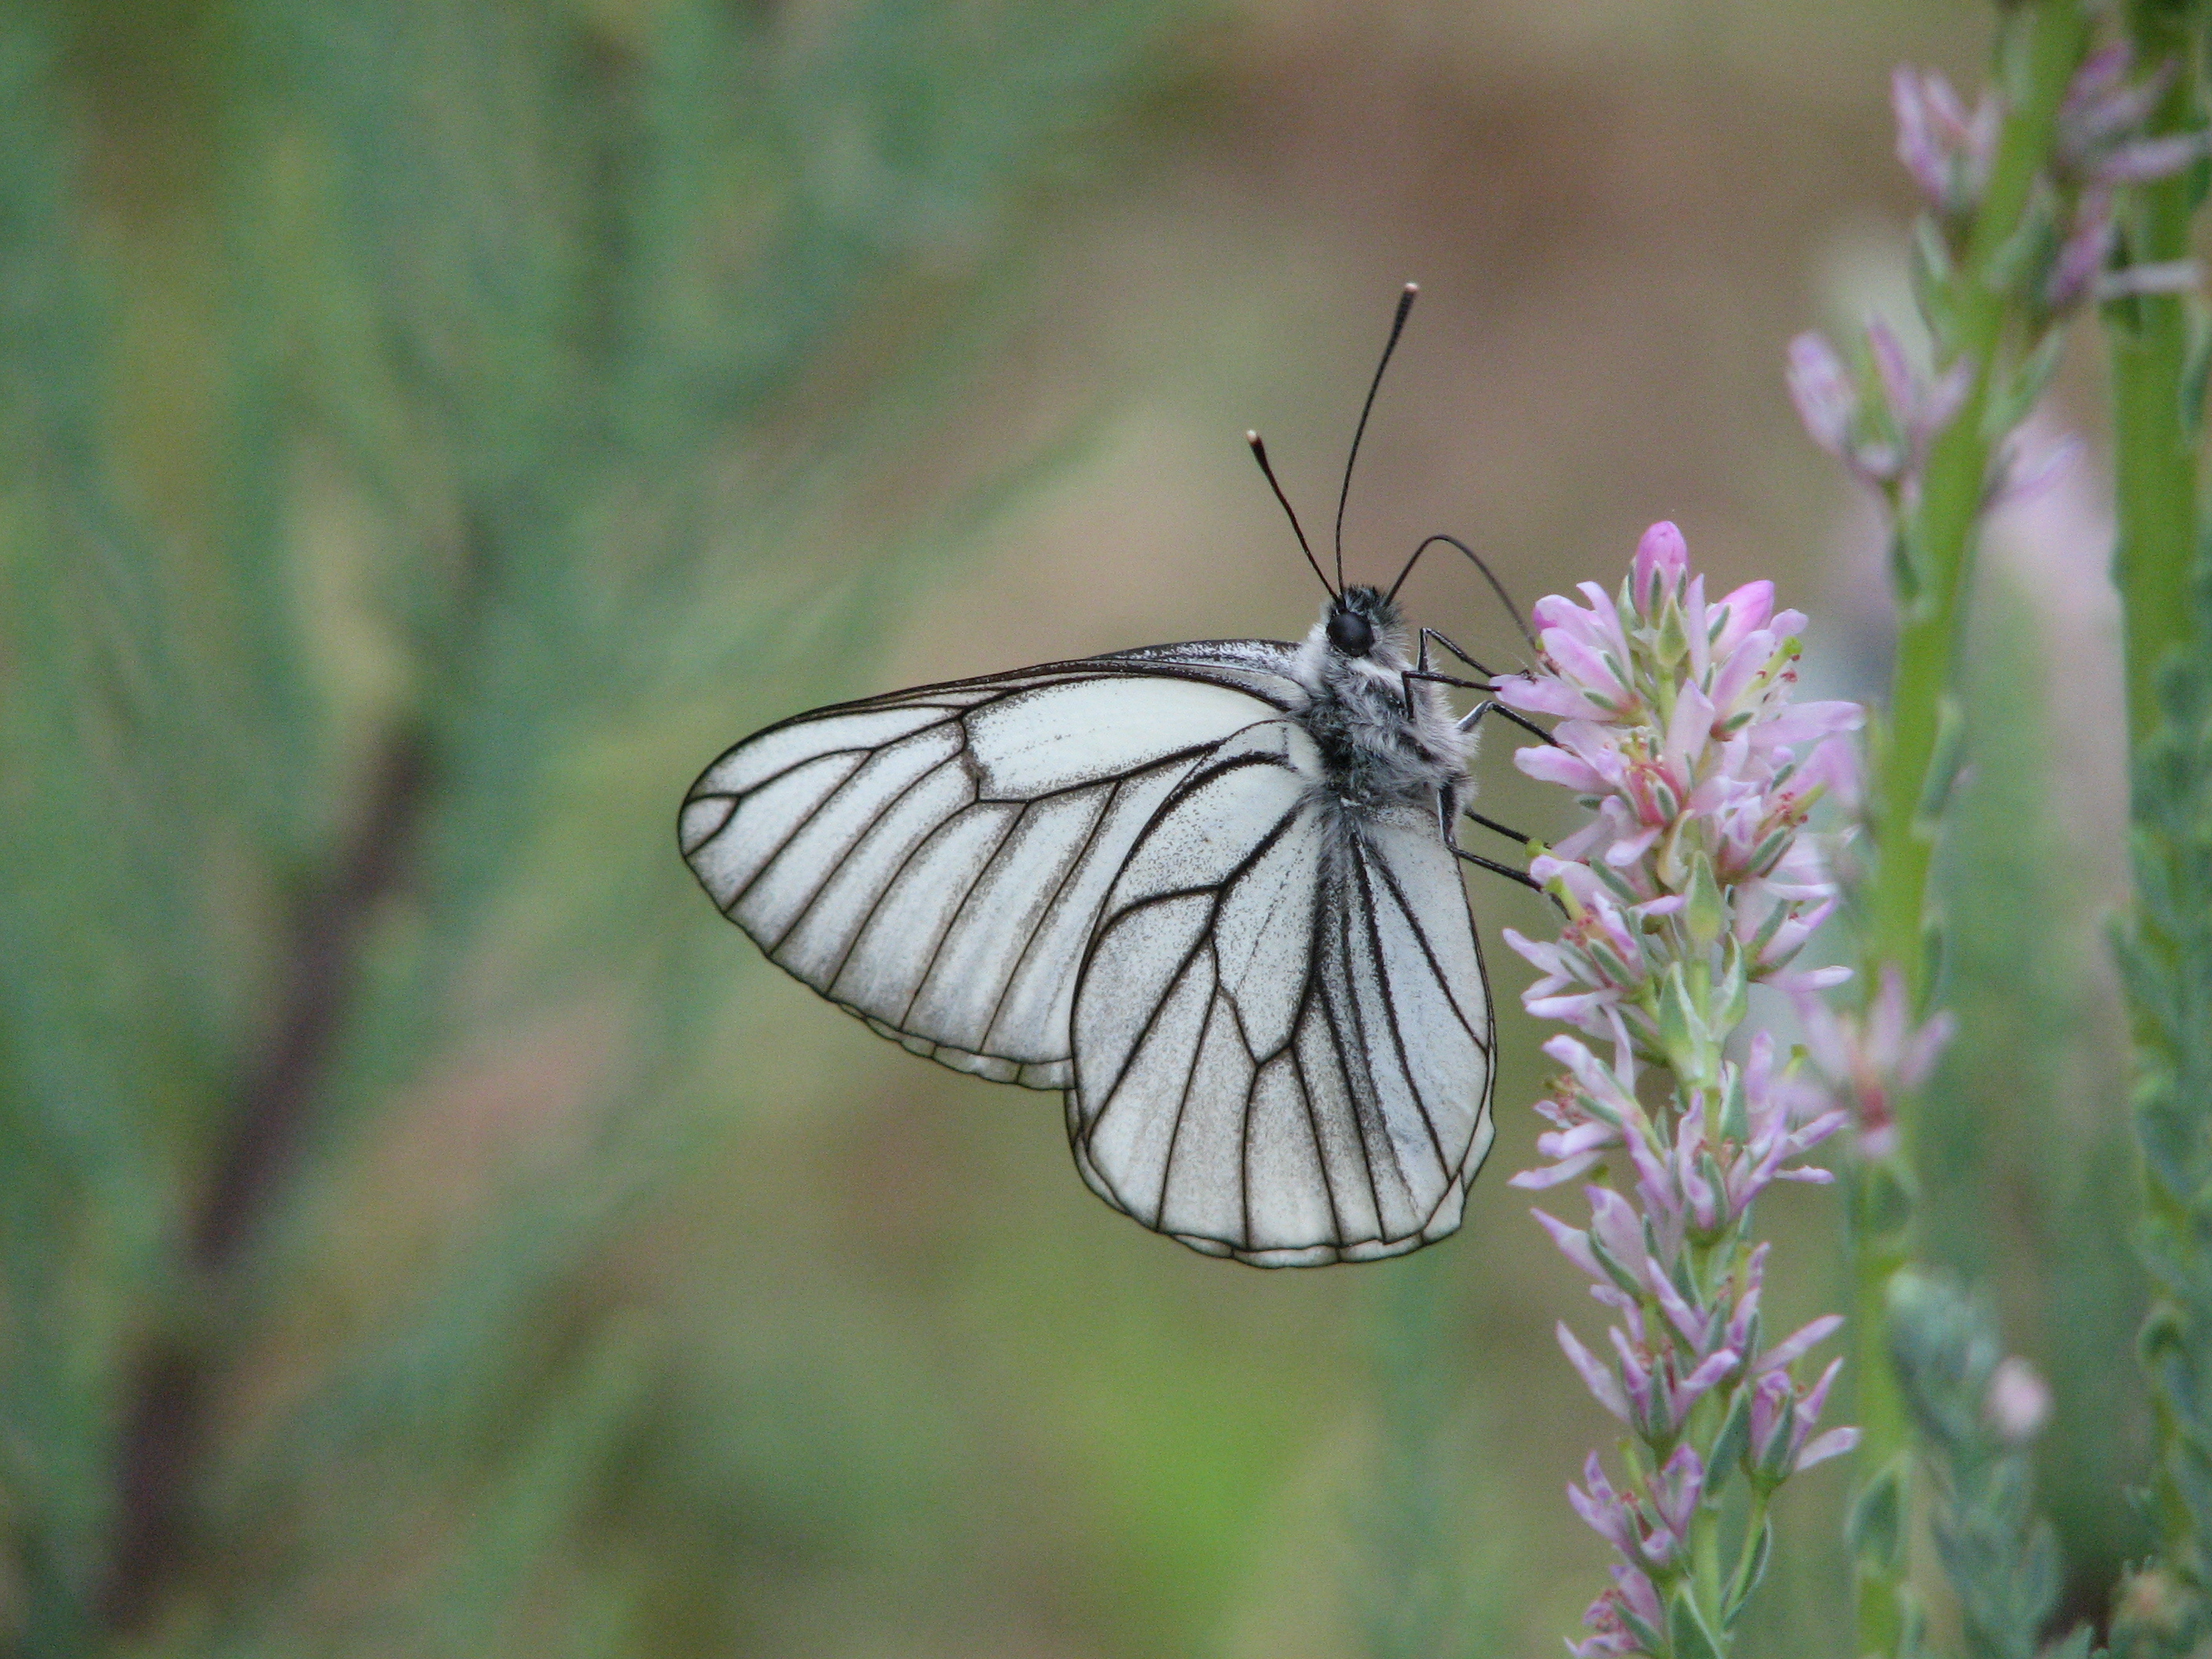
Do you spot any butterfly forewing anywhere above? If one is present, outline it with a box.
[1068,723,1495,1267]
[679,652,1303,1088]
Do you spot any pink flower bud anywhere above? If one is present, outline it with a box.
[1985,1357,2052,1445]
[1786,332,1856,456]
[1631,522,1688,615]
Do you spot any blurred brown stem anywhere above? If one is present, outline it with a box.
[100,725,433,1634]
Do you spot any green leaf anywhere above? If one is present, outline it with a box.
[1683,851,1727,954]
[1721,1516,1771,1630]
[1858,1156,1918,1245]
[1888,522,1925,610]
[1713,936,1749,1035]
[1980,176,2061,304]
[1708,1385,1752,1485]
[1846,1458,1907,1573]
[1910,215,1957,325]
[1657,962,1712,1085]
[1913,691,1968,835]
[1667,1585,1726,1659]
[1717,1068,1750,1144]
[1984,326,2065,438]
[2178,299,2211,444]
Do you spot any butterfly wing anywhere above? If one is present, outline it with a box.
[1068,720,1495,1266]
[678,646,1304,1088]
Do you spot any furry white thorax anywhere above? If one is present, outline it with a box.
[1290,594,1473,816]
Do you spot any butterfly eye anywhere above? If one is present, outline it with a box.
[1327,609,1375,657]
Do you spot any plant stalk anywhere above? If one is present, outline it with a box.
[2108,4,2203,743]
[1852,8,2093,1656]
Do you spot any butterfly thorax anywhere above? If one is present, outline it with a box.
[1291,585,1470,815]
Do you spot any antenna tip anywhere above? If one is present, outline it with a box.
[1245,429,1264,449]
[1403,282,1419,296]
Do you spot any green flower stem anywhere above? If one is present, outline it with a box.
[2107,2,2203,745]
[1869,0,2092,1005]
[1692,1492,1727,1633]
[1853,7,2093,1656]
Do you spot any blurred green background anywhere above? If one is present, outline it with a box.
[0,1,2145,1654]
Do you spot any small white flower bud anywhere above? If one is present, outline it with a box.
[1984,1356,2052,1445]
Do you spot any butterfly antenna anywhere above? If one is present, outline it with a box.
[1335,282,1419,592]
[1247,431,1335,597]
[1386,533,1539,650]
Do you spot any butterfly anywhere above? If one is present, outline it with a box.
[678,286,1548,1266]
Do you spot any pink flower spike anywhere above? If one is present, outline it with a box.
[1510,521,1861,1610]
[1891,66,1994,216]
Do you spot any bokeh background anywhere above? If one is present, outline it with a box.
[0,1,2147,1654]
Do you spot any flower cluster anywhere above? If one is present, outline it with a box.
[1502,525,1861,1657]
[1892,65,1997,228]
[2048,44,2208,310]
[1497,521,1860,1056]
[1792,962,1955,1161]
[1895,46,2205,309]
[1785,324,1972,506]
[1796,47,2204,522]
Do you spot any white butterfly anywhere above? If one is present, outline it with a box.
[679,287,1542,1266]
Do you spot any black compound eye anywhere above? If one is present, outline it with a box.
[1327,608,1375,657]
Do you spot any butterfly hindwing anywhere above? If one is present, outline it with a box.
[1068,722,1495,1266]
[679,650,1303,1088]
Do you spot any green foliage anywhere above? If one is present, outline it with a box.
[2115,555,2212,1659]
[1923,569,2148,1602]
[1344,1254,1514,1659]
[0,0,1192,1651]
[1884,1272,2091,1659]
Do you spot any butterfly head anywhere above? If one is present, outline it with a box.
[1324,584,1400,660]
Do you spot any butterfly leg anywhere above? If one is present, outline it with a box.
[1406,628,1501,717]
[1464,804,1536,848]
[1451,842,1543,892]
[1456,698,1559,746]
[1451,701,1556,856]
[1403,668,1490,720]
[1419,627,1499,678]
[1438,780,1542,892]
